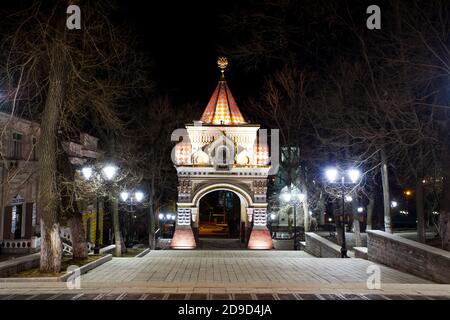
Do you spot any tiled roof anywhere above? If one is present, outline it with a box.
[200,79,246,125]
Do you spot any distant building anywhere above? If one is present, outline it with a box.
[0,112,103,253]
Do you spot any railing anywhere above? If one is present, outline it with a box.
[1,228,95,255]
[62,242,73,255]
[0,239,32,249]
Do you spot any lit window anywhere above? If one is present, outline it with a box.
[11,206,17,234]
[32,203,37,228]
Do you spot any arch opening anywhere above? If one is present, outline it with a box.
[198,190,243,239]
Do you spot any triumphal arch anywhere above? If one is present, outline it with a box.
[171,57,273,249]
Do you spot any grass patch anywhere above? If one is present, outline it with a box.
[10,255,104,278]
[113,248,146,258]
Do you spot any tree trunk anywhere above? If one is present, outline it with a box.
[57,139,88,260]
[380,149,392,233]
[352,197,362,247]
[37,43,66,272]
[317,191,325,225]
[39,221,62,272]
[69,211,88,259]
[301,182,309,232]
[111,197,123,256]
[366,195,375,230]
[148,205,156,250]
[416,179,426,243]
[334,204,343,246]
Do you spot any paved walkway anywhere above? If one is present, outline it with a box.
[1,250,449,299]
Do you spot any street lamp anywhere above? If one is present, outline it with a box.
[119,189,145,246]
[324,166,361,258]
[81,163,119,254]
[120,191,129,202]
[102,165,117,180]
[81,167,93,180]
[280,185,306,250]
[135,191,144,202]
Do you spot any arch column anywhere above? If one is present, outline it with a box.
[171,207,196,249]
[248,208,273,250]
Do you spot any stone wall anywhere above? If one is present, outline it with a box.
[304,232,341,258]
[367,230,450,284]
[0,253,40,277]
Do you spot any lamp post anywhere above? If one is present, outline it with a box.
[119,190,144,245]
[81,164,117,254]
[325,167,361,258]
[280,186,306,250]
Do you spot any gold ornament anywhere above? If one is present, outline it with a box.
[217,57,228,70]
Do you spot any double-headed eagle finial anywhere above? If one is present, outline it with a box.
[217,57,228,79]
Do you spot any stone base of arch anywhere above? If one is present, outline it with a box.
[248,227,273,250]
[171,226,196,249]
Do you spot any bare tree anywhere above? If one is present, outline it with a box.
[0,1,147,271]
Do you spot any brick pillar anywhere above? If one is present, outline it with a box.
[248,208,273,250]
[171,208,196,249]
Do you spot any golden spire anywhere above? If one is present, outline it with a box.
[217,57,228,80]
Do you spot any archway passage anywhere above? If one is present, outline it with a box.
[198,190,241,239]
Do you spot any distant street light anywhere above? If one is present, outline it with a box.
[102,165,117,180]
[357,207,364,213]
[135,191,144,202]
[391,201,398,208]
[324,166,362,258]
[81,167,93,180]
[280,186,306,250]
[325,168,338,183]
[120,191,129,202]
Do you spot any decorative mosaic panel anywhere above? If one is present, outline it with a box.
[253,208,267,226]
[177,208,191,226]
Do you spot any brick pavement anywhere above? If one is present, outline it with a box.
[1,250,449,299]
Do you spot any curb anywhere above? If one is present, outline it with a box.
[135,248,150,258]
[0,254,112,283]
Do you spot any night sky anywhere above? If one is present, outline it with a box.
[117,0,251,107]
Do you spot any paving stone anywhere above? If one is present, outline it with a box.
[234,293,253,300]
[428,296,450,300]
[8,295,32,300]
[277,294,298,300]
[76,293,102,300]
[211,294,230,300]
[29,294,57,300]
[383,295,409,300]
[99,293,121,300]
[361,294,388,300]
[406,295,431,300]
[0,295,14,300]
[341,294,366,300]
[121,293,144,300]
[318,294,344,300]
[189,294,208,300]
[298,294,320,300]
[255,294,275,300]
[167,294,187,300]
[145,293,166,300]
[52,294,79,300]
